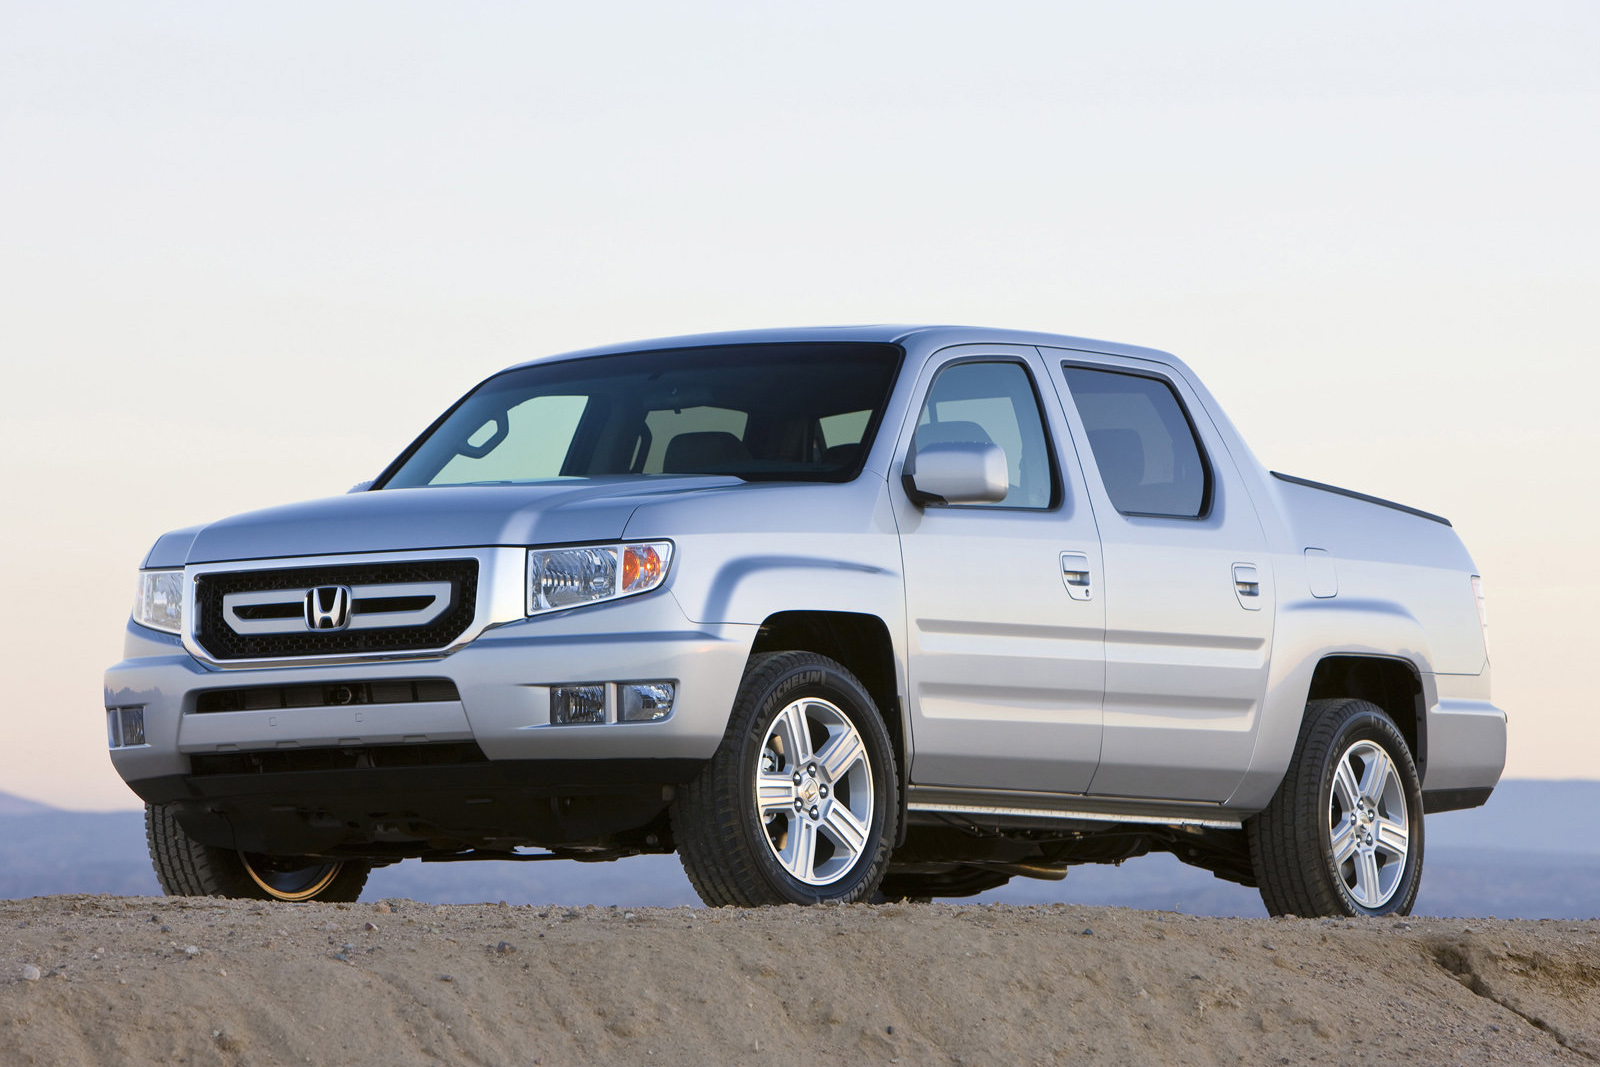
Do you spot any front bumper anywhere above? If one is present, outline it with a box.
[105,591,756,853]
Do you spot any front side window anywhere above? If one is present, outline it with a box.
[911,361,1056,509]
[380,343,902,488]
[1061,365,1210,518]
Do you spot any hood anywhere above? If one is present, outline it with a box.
[165,478,741,565]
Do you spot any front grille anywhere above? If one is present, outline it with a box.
[189,741,489,777]
[194,559,479,660]
[194,678,461,714]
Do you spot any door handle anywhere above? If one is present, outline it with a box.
[1233,563,1262,610]
[1060,552,1093,601]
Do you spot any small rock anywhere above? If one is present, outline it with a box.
[439,974,454,982]
[183,946,201,958]
[364,922,379,932]
[374,903,392,914]
[495,941,516,955]
[1489,1024,1501,1033]
[159,924,172,933]
[624,912,636,920]
[20,964,41,982]
[886,1025,895,1035]
[322,921,339,932]
[1080,927,1094,936]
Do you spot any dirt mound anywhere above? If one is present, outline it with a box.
[1,896,1596,1066]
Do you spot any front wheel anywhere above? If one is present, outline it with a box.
[672,651,898,906]
[145,803,370,902]
[1247,698,1424,917]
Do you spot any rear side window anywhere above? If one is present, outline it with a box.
[1061,366,1210,518]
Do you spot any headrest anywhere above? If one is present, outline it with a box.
[662,431,750,473]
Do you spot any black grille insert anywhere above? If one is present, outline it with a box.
[194,678,461,714]
[194,559,479,660]
[189,741,489,777]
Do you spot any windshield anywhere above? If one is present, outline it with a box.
[379,342,903,489]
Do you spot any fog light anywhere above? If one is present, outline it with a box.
[120,707,147,747]
[619,682,675,723]
[550,685,606,725]
[108,706,146,748]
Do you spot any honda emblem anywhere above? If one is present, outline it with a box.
[304,585,353,631]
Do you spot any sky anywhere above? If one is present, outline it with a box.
[1,1,1596,810]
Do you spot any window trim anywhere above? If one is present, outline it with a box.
[1058,360,1215,521]
[905,356,1064,512]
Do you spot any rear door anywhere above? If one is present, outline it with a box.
[1044,351,1274,803]
[894,345,1106,793]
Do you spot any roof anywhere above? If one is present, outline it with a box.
[504,325,1183,373]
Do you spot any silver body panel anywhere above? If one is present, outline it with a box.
[107,324,1506,835]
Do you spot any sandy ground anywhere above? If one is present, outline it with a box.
[0,896,1596,1066]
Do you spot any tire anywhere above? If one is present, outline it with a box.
[671,651,899,906]
[145,803,370,903]
[1247,698,1424,918]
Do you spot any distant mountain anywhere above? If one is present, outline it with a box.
[1,780,1593,918]
[0,791,56,816]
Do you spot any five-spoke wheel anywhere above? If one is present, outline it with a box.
[1248,697,1424,917]
[755,696,876,887]
[1327,738,1411,909]
[672,651,898,905]
[239,853,353,902]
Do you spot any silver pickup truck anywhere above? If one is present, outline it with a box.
[106,326,1505,916]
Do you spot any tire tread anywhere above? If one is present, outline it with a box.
[145,802,369,902]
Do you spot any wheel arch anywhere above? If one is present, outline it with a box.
[748,610,906,839]
[1305,654,1427,774]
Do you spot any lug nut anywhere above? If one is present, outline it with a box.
[808,806,819,819]
[819,785,829,798]
[793,799,803,812]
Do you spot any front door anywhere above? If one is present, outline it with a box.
[895,346,1105,794]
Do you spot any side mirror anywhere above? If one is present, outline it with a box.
[903,441,1009,506]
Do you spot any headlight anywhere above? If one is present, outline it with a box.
[134,569,185,634]
[527,542,672,615]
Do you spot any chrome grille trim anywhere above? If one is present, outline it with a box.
[221,581,454,635]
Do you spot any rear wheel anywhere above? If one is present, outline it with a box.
[145,802,369,902]
[1247,698,1423,917]
[672,651,898,906]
